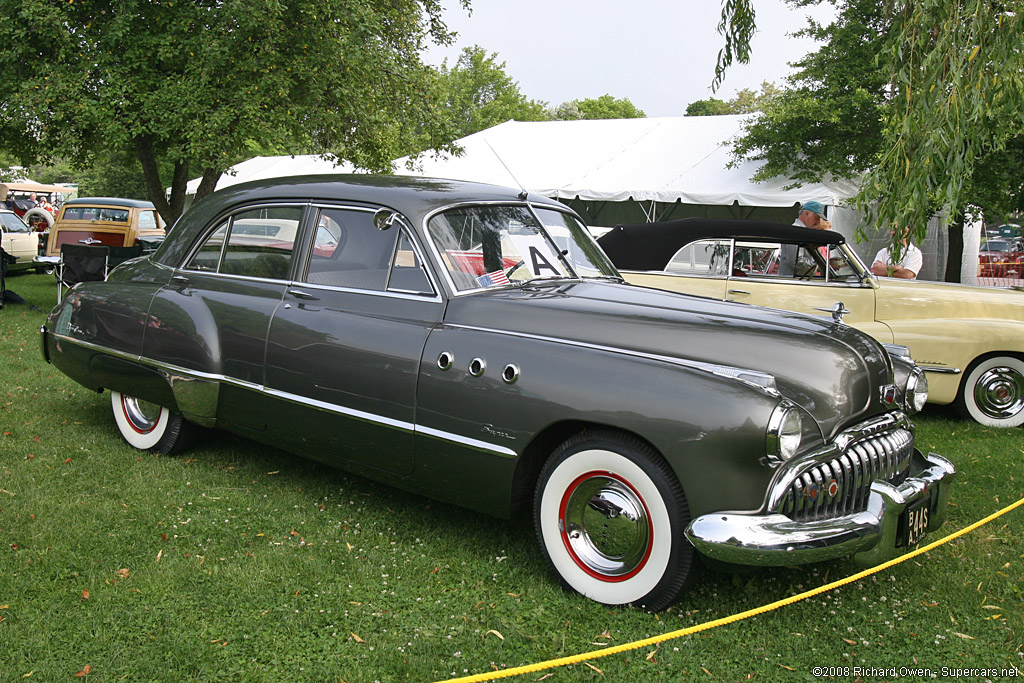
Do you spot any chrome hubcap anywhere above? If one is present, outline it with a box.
[974,365,1024,420]
[122,395,161,433]
[561,472,652,580]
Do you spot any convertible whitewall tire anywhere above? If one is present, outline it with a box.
[957,355,1024,428]
[110,390,195,454]
[534,431,695,611]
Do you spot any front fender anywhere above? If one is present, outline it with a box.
[415,324,788,518]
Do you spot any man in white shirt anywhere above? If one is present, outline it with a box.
[871,229,922,279]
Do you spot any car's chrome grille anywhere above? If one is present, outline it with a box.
[776,427,914,521]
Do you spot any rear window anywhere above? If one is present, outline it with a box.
[63,206,131,223]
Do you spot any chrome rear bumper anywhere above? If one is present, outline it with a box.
[685,451,955,567]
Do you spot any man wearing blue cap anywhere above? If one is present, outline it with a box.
[794,200,830,230]
[779,200,832,275]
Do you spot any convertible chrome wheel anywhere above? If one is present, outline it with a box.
[110,390,196,454]
[535,431,695,611]
[957,356,1024,428]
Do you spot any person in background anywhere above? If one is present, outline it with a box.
[871,227,922,279]
[780,200,832,275]
[793,200,832,231]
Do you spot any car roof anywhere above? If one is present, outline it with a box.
[63,197,156,209]
[155,174,569,266]
[598,217,847,271]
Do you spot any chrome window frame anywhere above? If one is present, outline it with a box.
[298,202,442,302]
[179,201,311,281]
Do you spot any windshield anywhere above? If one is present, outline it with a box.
[427,204,619,291]
[0,212,31,233]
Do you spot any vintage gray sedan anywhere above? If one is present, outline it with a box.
[40,176,954,610]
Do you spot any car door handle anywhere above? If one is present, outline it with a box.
[728,289,750,295]
[287,289,318,300]
[170,275,189,286]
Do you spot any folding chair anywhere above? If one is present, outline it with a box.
[108,242,144,269]
[57,244,109,302]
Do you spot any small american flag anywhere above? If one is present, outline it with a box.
[476,269,510,287]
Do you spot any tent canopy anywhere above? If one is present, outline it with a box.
[392,116,860,226]
[185,116,859,226]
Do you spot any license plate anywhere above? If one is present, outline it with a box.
[900,495,931,547]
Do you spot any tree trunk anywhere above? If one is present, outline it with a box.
[944,214,964,283]
[135,135,188,227]
[194,168,220,204]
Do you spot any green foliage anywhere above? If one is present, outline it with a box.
[685,83,780,116]
[719,0,1024,248]
[553,94,646,120]
[0,0,466,224]
[729,0,889,186]
[434,46,549,140]
[862,1,1024,236]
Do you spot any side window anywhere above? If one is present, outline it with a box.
[771,242,826,280]
[388,230,433,295]
[303,208,399,292]
[184,206,303,280]
[666,239,731,276]
[137,211,158,230]
[185,221,227,272]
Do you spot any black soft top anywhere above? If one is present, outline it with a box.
[598,217,846,271]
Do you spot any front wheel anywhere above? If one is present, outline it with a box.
[110,390,196,454]
[534,430,695,611]
[956,355,1024,427]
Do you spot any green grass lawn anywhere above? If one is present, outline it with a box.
[1,271,1021,681]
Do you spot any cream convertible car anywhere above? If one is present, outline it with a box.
[599,218,1024,428]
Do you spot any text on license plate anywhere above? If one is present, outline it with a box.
[901,496,931,547]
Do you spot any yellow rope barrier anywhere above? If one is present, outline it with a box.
[438,495,1024,683]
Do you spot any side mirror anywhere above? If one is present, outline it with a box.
[374,209,398,231]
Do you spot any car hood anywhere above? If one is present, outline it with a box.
[444,281,893,438]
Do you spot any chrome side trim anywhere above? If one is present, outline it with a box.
[445,323,780,395]
[48,331,517,458]
[919,365,961,375]
[416,425,518,458]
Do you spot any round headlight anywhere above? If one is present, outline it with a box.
[906,368,929,414]
[767,401,803,464]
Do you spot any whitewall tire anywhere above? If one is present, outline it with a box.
[956,356,1024,428]
[110,390,196,454]
[534,431,695,611]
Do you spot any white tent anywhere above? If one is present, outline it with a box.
[393,116,860,228]
[183,154,356,196]
[187,116,858,226]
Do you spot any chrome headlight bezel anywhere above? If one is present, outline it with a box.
[905,367,929,414]
[766,400,803,465]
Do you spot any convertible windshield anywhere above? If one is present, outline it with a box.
[427,205,619,291]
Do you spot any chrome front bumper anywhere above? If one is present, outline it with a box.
[685,451,955,567]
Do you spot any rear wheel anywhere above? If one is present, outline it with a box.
[534,430,695,611]
[956,355,1024,427]
[110,390,196,454]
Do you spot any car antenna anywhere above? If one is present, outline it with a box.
[484,139,529,201]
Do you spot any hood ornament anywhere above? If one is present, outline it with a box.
[814,301,851,324]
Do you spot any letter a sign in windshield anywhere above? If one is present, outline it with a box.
[508,235,563,278]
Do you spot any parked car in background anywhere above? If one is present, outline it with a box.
[1,207,50,273]
[0,181,70,231]
[40,176,953,610]
[599,218,1024,428]
[42,197,166,257]
[978,239,1024,278]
